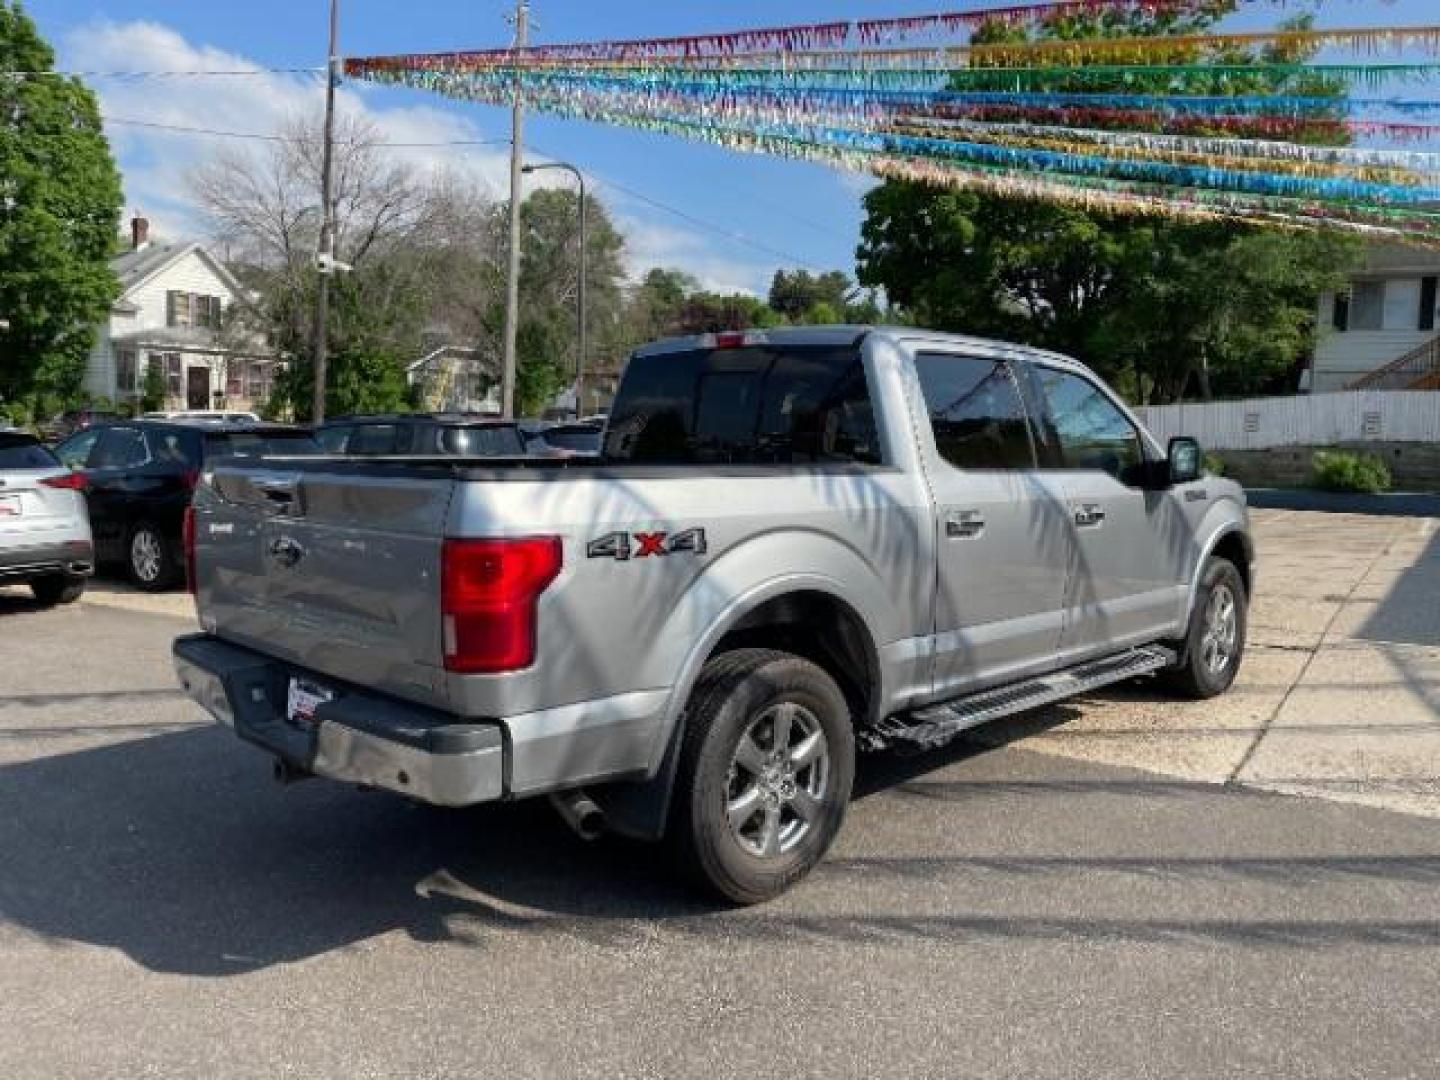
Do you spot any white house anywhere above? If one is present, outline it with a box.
[406,344,500,413]
[85,217,278,413]
[1311,242,1440,392]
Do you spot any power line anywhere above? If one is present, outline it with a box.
[95,121,838,273]
[2,67,323,79]
[102,115,511,147]
[576,167,834,272]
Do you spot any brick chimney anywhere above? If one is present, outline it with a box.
[131,215,150,251]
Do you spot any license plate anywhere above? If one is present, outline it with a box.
[286,677,335,726]
[0,495,20,517]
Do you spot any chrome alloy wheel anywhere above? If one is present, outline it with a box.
[725,701,830,859]
[131,528,163,584]
[1200,583,1238,677]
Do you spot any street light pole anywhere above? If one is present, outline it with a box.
[312,0,340,424]
[522,161,586,417]
[500,0,529,420]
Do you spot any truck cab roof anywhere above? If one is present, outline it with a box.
[633,325,1095,378]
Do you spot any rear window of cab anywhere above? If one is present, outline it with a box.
[605,345,880,465]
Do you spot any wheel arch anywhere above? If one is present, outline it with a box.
[591,576,886,842]
[1185,520,1254,623]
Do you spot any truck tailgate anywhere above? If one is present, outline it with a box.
[198,464,455,708]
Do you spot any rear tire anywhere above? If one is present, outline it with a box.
[666,648,855,905]
[1163,557,1247,699]
[29,574,86,606]
[126,521,180,592]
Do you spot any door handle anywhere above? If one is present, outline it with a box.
[1073,503,1106,528]
[945,511,985,539]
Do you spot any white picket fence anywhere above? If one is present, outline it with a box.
[1134,391,1440,450]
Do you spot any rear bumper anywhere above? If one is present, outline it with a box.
[0,538,94,582]
[173,634,504,807]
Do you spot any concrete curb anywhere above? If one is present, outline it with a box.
[1246,488,1440,518]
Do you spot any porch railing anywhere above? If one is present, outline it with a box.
[1347,334,1440,390]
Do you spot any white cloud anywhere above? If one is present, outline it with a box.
[616,215,777,296]
[64,19,514,239]
[62,19,815,296]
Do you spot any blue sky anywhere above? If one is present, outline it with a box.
[34,0,1440,294]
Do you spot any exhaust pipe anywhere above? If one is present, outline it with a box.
[549,789,605,841]
[272,757,313,786]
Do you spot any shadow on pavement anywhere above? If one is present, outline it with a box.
[4,724,1440,976]
[1357,527,1440,650]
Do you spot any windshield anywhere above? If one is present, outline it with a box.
[604,344,880,465]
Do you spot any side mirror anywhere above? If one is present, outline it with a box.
[1168,436,1202,486]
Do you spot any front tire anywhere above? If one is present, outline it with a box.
[1163,557,1247,699]
[30,574,86,606]
[126,521,179,591]
[667,649,855,905]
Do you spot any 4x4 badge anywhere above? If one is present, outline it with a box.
[587,528,707,562]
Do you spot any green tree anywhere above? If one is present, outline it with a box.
[0,2,122,412]
[627,267,700,342]
[514,186,628,412]
[768,269,853,320]
[856,5,1361,403]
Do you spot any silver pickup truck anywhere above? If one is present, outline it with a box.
[175,327,1252,903]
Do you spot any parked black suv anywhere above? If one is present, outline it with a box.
[53,421,319,590]
[316,414,529,457]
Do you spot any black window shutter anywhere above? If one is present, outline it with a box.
[1332,291,1350,332]
[1420,277,1437,332]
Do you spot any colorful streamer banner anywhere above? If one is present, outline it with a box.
[345,1,1440,238]
[351,26,1440,75]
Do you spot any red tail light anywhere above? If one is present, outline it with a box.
[714,331,747,349]
[41,472,87,491]
[182,468,201,492]
[441,537,562,674]
[182,506,197,595]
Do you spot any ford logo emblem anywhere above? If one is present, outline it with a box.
[268,536,305,569]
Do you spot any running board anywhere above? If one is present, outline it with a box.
[862,645,1176,753]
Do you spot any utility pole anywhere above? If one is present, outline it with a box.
[312,0,340,424]
[500,0,529,420]
[522,161,585,417]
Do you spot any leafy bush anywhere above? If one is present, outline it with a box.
[1203,452,1227,477]
[140,365,167,413]
[1311,450,1391,494]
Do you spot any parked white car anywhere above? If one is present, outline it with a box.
[0,431,94,604]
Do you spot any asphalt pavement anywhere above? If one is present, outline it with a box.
[2,577,1439,1078]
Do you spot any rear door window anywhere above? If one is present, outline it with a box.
[0,435,58,469]
[606,344,880,465]
[914,353,1036,470]
[147,429,198,466]
[55,428,102,469]
[91,427,149,469]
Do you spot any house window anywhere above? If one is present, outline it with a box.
[1421,277,1437,332]
[115,350,138,394]
[246,362,273,403]
[1349,282,1385,331]
[167,292,223,329]
[226,360,245,399]
[158,352,183,396]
